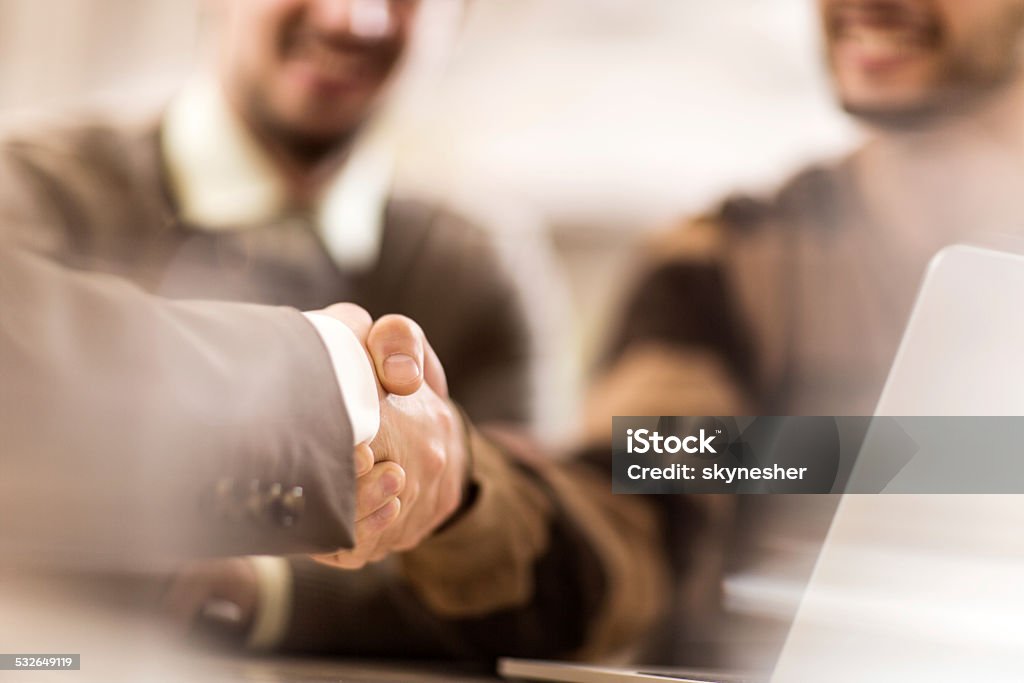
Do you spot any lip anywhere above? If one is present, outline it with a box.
[829,1,940,73]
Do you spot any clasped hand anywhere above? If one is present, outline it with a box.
[311,303,468,568]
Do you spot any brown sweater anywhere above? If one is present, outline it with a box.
[591,155,964,424]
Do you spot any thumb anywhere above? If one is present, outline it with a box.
[366,314,448,398]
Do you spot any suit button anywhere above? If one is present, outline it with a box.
[203,478,302,526]
[270,486,304,527]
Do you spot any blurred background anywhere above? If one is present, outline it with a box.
[0,0,864,671]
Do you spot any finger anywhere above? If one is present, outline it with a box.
[313,553,366,570]
[352,496,402,563]
[353,443,375,477]
[366,314,426,395]
[310,549,367,570]
[355,496,402,544]
[317,303,373,343]
[422,339,449,398]
[355,462,405,519]
[312,498,402,570]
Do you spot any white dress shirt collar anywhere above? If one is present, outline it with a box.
[160,76,393,270]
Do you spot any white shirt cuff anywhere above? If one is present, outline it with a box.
[245,556,293,651]
[302,312,380,445]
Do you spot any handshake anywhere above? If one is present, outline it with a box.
[163,304,469,631]
[310,303,469,569]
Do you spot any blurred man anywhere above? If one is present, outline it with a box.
[0,0,528,653]
[578,0,1024,669]
[0,0,683,666]
[591,0,1024,421]
[0,0,530,425]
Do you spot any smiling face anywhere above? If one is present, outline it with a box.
[821,0,1024,127]
[216,0,418,160]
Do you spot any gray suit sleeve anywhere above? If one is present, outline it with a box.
[0,245,357,568]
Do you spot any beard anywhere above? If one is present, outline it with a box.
[834,3,1024,133]
[840,71,1020,132]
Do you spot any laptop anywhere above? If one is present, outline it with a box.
[500,244,1024,682]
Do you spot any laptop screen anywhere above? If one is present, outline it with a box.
[771,246,1024,682]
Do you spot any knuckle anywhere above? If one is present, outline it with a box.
[424,443,446,475]
[380,462,406,495]
[434,403,457,431]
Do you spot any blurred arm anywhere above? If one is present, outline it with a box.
[0,245,364,565]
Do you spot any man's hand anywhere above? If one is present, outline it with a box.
[313,382,467,569]
[310,304,465,568]
[310,304,453,547]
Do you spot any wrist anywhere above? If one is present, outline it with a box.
[434,401,476,534]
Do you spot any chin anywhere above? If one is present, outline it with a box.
[294,114,361,138]
[839,75,1013,132]
[839,83,934,111]
[277,100,368,139]
[840,98,946,131]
